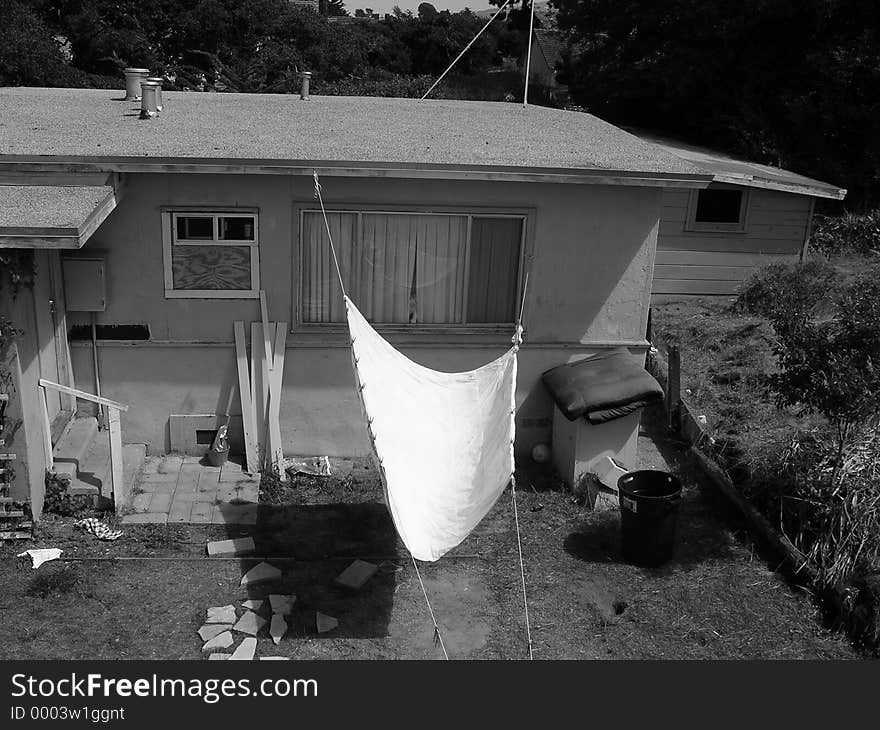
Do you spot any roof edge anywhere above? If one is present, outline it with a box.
[0,156,713,189]
[711,173,846,200]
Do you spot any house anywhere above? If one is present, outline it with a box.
[0,86,714,517]
[634,132,847,298]
[527,29,567,97]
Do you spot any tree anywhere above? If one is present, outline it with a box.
[551,0,880,207]
[326,0,347,16]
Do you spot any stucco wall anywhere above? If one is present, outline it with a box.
[68,173,660,458]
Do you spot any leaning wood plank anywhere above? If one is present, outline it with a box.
[108,407,125,514]
[234,322,259,474]
[690,447,817,583]
[39,386,54,469]
[251,322,272,460]
[260,290,273,372]
[266,323,287,473]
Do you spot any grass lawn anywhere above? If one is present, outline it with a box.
[0,404,857,660]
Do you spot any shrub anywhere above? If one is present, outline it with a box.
[810,210,880,257]
[734,259,838,318]
[43,472,94,516]
[753,273,880,587]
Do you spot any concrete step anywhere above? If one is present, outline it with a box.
[53,416,98,472]
[69,443,146,509]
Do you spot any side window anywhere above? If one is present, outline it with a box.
[686,187,748,232]
[162,212,260,298]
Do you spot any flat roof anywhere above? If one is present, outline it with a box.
[0,184,119,248]
[633,130,846,200]
[0,87,707,183]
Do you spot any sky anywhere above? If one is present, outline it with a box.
[347,1,495,17]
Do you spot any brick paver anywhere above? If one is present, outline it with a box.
[126,455,261,525]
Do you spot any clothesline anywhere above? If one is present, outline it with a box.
[312,170,534,660]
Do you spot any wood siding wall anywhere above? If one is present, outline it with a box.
[653,187,812,296]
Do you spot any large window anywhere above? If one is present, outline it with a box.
[299,210,525,327]
[686,187,749,232]
[162,210,260,298]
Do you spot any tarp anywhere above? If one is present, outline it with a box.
[345,296,517,562]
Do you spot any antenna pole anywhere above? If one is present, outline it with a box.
[523,0,537,107]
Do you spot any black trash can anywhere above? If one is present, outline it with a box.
[618,470,682,567]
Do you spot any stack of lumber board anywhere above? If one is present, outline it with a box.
[234,292,287,475]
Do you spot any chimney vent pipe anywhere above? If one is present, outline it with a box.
[123,68,150,101]
[300,71,312,101]
[146,77,164,111]
[139,82,160,119]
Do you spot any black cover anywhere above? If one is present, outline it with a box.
[542,347,664,423]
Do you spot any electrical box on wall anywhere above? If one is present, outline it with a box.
[62,256,106,312]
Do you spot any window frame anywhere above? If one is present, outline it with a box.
[684,185,750,233]
[161,208,260,299]
[294,204,531,333]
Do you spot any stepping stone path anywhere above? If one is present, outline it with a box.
[202,631,234,652]
[206,605,237,624]
[233,610,266,636]
[198,624,232,642]
[268,594,296,614]
[242,599,264,611]
[316,612,338,634]
[230,637,257,661]
[335,560,378,591]
[270,614,287,645]
[240,562,281,587]
[261,657,290,661]
[208,653,230,661]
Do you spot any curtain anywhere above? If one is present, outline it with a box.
[301,211,520,326]
[301,211,357,323]
[467,217,522,323]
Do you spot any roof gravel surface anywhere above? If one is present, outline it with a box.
[0,87,701,175]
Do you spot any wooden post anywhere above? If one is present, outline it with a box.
[666,344,681,432]
[234,322,259,474]
[40,386,53,470]
[108,406,124,513]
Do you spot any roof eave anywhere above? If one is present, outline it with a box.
[0,156,713,189]
[712,173,846,201]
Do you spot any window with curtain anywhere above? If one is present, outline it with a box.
[300,210,524,326]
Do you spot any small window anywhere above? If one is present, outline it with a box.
[686,187,748,232]
[163,211,260,298]
[300,210,524,327]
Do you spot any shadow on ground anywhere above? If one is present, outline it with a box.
[218,499,400,641]
[563,402,738,572]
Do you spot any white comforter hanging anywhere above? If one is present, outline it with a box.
[345,296,518,562]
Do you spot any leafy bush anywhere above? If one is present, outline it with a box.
[752,273,880,587]
[43,472,94,517]
[810,211,880,257]
[734,259,838,318]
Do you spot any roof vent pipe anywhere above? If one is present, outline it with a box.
[300,71,312,101]
[139,82,160,119]
[146,77,164,111]
[123,68,150,101]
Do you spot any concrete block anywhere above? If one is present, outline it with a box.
[198,624,232,642]
[270,614,287,645]
[202,631,234,652]
[240,561,281,587]
[233,610,266,636]
[207,537,255,558]
[206,605,237,624]
[229,637,257,660]
[316,612,338,634]
[334,560,378,591]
